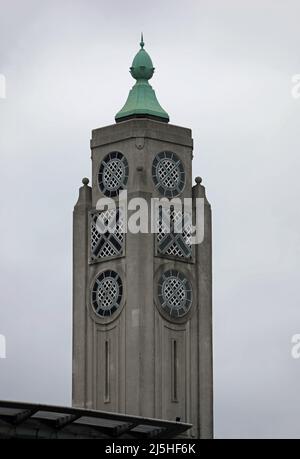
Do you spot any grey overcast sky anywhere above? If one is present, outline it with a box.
[0,0,300,439]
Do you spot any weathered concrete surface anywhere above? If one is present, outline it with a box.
[72,118,213,439]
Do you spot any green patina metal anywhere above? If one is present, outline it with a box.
[115,34,169,123]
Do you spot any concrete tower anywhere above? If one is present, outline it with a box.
[72,37,213,439]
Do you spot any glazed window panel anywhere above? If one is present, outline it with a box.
[90,208,124,262]
[156,206,192,259]
[91,270,123,318]
[157,270,192,319]
[98,151,129,198]
[152,151,185,198]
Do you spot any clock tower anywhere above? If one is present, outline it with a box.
[72,36,213,439]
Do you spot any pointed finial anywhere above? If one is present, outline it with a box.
[140,33,144,49]
[115,33,170,123]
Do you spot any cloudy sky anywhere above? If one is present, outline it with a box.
[0,0,300,438]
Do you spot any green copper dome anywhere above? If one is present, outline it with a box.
[115,35,169,123]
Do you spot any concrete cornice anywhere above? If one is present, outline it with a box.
[91,119,193,149]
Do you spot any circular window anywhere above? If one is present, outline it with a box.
[98,152,129,197]
[152,151,185,197]
[157,270,192,318]
[91,270,123,317]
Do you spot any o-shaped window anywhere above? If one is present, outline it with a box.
[157,270,192,319]
[98,152,129,197]
[91,270,123,317]
[152,151,185,197]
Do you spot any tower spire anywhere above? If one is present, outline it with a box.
[115,35,169,123]
[140,32,144,49]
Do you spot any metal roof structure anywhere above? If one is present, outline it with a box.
[115,35,170,123]
[0,400,192,439]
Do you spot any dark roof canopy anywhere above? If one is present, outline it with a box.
[0,400,192,439]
